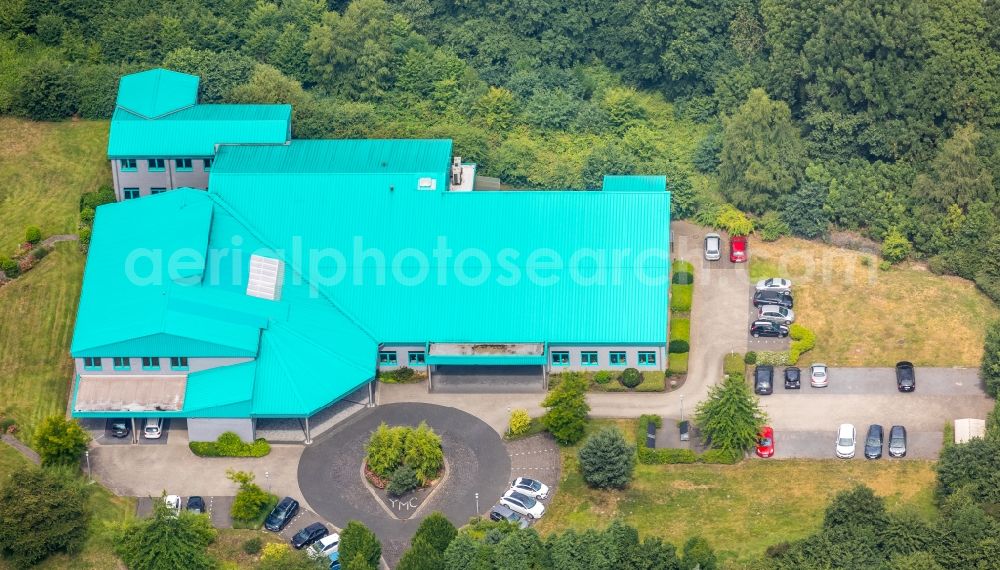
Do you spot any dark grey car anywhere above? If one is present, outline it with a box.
[489,503,529,529]
[888,425,907,458]
[784,367,801,389]
[754,366,773,395]
[864,424,884,459]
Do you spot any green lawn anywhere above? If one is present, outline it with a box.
[534,420,938,566]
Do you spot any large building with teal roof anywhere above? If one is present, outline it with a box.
[71,69,672,442]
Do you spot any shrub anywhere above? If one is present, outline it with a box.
[78,226,92,246]
[79,186,116,211]
[31,247,50,261]
[404,422,444,485]
[507,409,531,437]
[593,370,613,385]
[24,226,41,244]
[744,351,757,365]
[982,321,1000,398]
[881,227,911,264]
[0,256,19,278]
[189,432,270,457]
[34,416,90,467]
[671,284,693,312]
[670,318,691,341]
[619,367,643,388]
[578,426,636,489]
[668,353,689,374]
[638,447,698,464]
[672,260,695,273]
[381,366,419,383]
[227,470,276,526]
[715,204,754,235]
[860,255,872,267]
[879,260,892,271]
[388,465,419,497]
[682,536,718,570]
[671,271,694,284]
[80,207,95,224]
[0,466,91,567]
[757,211,789,242]
[541,372,590,445]
[699,448,742,464]
[340,521,382,570]
[365,423,409,478]
[668,340,690,354]
[411,512,457,554]
[788,324,816,364]
[242,537,263,555]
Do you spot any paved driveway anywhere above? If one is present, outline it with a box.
[757,367,992,459]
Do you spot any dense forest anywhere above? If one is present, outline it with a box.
[2,0,999,301]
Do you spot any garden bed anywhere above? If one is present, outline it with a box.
[550,370,672,393]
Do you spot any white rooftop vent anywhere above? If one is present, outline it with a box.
[246,254,284,301]
[417,177,437,191]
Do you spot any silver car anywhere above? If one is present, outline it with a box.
[758,305,795,325]
[810,363,828,387]
[704,233,722,261]
[835,423,856,459]
[755,277,792,292]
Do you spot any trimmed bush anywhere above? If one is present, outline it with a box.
[668,353,689,374]
[619,367,643,388]
[189,432,271,457]
[668,340,690,354]
[699,448,742,464]
[507,409,531,437]
[380,366,420,383]
[593,370,614,385]
[670,318,691,341]
[24,226,41,244]
[788,324,816,364]
[388,464,419,497]
[671,271,694,285]
[744,351,757,365]
[79,186,116,212]
[0,257,19,278]
[671,285,693,312]
[672,260,695,274]
[639,447,698,464]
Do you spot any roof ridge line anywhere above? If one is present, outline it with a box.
[206,193,380,344]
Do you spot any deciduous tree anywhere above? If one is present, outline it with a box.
[541,372,590,445]
[0,467,91,567]
[34,415,90,467]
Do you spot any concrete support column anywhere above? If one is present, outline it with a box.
[304,417,312,445]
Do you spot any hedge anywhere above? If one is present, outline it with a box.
[673,260,694,274]
[668,353,689,374]
[668,340,690,354]
[699,448,742,464]
[754,351,790,365]
[670,318,690,341]
[639,447,698,464]
[671,271,694,285]
[788,324,816,364]
[190,432,271,457]
[670,284,693,312]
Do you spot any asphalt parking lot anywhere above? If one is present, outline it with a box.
[746,286,790,350]
[136,495,233,528]
[755,366,993,460]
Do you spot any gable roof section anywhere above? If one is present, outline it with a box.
[602,175,669,192]
[115,69,199,119]
[108,104,292,158]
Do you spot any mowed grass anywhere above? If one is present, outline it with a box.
[0,118,108,441]
[534,421,937,566]
[750,237,1000,366]
[0,118,109,251]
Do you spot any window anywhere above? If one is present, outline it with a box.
[408,351,426,365]
[581,351,598,366]
[638,351,657,366]
[141,357,160,370]
[112,357,130,370]
[123,188,140,200]
[176,158,193,171]
[378,351,397,366]
[119,159,137,172]
[203,158,213,171]
[551,351,569,366]
[148,158,165,172]
[83,357,102,371]
[610,351,627,366]
[170,357,189,370]
[150,188,166,195]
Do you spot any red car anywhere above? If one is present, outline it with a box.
[730,235,748,263]
[756,426,774,458]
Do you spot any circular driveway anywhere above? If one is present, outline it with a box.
[298,403,511,563]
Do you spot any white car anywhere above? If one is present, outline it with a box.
[509,477,549,500]
[755,278,792,292]
[758,305,795,325]
[704,233,722,261]
[164,494,181,517]
[500,490,545,519]
[835,424,856,459]
[810,363,828,387]
[307,533,340,559]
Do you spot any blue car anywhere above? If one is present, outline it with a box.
[328,551,340,570]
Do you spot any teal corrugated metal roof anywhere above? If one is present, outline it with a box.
[213,139,452,174]
[602,175,668,192]
[183,361,255,417]
[115,69,199,119]
[108,105,291,158]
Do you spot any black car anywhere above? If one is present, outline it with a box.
[186,496,205,513]
[264,497,299,532]
[754,365,773,395]
[750,320,789,338]
[888,425,907,458]
[895,361,915,392]
[752,290,793,309]
[864,424,884,459]
[110,419,130,438]
[290,522,328,549]
[784,367,801,389]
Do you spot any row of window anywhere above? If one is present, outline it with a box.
[123,187,168,200]
[119,158,212,173]
[551,350,657,367]
[378,351,426,366]
[83,357,189,371]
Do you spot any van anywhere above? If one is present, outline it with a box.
[143,418,163,439]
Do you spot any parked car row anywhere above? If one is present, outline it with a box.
[490,477,551,525]
[749,277,795,337]
[755,362,917,394]
[162,494,204,516]
[106,417,165,439]
[704,233,748,263]
[265,496,340,568]
[836,424,908,459]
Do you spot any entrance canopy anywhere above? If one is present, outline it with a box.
[74,375,186,413]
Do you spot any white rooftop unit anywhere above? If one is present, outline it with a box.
[246,254,284,301]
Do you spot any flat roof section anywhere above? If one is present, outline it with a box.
[75,375,187,413]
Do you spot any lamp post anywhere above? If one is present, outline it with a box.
[680,394,684,422]
[84,450,91,481]
[265,471,270,491]
[474,492,479,514]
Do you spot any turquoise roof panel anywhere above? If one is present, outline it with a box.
[108,105,291,158]
[602,175,669,192]
[183,361,256,417]
[115,69,199,119]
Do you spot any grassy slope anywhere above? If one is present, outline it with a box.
[750,237,1000,367]
[534,421,937,566]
